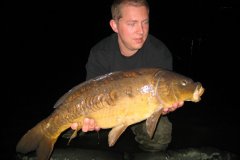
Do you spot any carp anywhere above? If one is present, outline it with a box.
[16,67,204,160]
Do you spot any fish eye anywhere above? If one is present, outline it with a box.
[181,80,188,86]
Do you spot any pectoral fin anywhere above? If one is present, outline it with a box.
[67,130,78,145]
[146,110,162,139]
[67,122,82,145]
[108,124,128,147]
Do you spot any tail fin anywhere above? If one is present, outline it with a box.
[16,122,58,160]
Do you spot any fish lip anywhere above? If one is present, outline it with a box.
[192,84,205,102]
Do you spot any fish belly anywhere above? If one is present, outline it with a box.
[89,94,159,129]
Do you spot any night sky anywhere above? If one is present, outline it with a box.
[4,0,240,159]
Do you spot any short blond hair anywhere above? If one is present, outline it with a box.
[111,0,149,20]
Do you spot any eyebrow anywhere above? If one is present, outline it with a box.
[127,20,138,23]
[126,19,149,23]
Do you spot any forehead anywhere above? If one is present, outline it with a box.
[119,4,149,20]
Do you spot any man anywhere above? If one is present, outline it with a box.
[71,0,183,152]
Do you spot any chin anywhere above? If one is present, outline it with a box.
[135,44,144,49]
[132,42,143,48]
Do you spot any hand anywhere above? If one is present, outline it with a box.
[162,101,184,115]
[70,118,100,132]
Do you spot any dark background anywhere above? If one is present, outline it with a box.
[3,0,240,159]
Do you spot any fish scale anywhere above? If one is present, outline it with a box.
[16,67,204,160]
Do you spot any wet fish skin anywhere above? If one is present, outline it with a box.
[16,68,204,160]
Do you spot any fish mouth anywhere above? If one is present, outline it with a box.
[192,83,205,102]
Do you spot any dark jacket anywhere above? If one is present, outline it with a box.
[86,33,172,80]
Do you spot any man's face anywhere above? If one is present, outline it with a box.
[114,5,149,55]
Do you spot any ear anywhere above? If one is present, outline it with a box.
[109,19,118,33]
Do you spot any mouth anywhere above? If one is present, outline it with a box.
[134,38,143,43]
[192,84,205,102]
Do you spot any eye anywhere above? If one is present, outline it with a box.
[181,80,188,86]
[128,23,135,26]
[143,20,149,25]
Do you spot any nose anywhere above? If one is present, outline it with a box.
[137,23,144,34]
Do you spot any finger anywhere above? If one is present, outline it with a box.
[84,118,90,124]
[179,101,184,107]
[82,124,89,132]
[71,123,78,130]
[89,119,95,130]
[95,126,101,132]
[168,107,175,112]
[172,102,178,108]
[162,108,169,115]
[82,118,90,132]
[162,111,167,115]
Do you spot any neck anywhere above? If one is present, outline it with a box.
[118,39,138,57]
[120,47,137,57]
